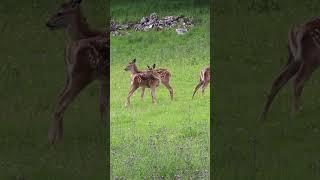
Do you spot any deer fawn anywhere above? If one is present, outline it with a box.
[46,0,109,144]
[146,63,174,100]
[124,59,161,107]
[192,66,210,99]
[259,17,320,120]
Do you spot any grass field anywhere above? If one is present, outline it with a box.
[110,0,210,178]
[214,0,320,179]
[0,0,108,179]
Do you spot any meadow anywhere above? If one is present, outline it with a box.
[0,0,108,179]
[110,0,210,178]
[214,0,320,179]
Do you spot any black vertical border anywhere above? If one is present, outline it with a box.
[106,0,111,179]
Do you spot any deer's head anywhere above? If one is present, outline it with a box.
[146,64,162,80]
[46,0,82,30]
[146,64,156,71]
[124,59,137,71]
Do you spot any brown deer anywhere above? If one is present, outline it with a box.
[192,66,210,99]
[124,59,161,107]
[259,17,320,121]
[46,0,109,144]
[145,63,174,100]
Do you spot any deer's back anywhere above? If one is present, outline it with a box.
[131,72,160,88]
[70,35,109,78]
[154,68,171,79]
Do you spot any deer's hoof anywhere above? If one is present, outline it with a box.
[48,129,62,145]
[258,113,267,122]
[48,130,56,145]
[292,105,303,114]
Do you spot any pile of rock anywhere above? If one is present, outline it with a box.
[110,13,194,36]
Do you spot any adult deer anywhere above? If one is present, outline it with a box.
[259,17,320,121]
[124,59,161,107]
[192,66,210,99]
[46,0,109,144]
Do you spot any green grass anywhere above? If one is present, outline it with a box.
[0,0,108,179]
[214,0,320,179]
[111,0,210,179]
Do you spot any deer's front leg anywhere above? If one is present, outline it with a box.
[49,73,92,144]
[99,80,108,126]
[292,63,315,114]
[125,85,138,107]
[151,86,157,104]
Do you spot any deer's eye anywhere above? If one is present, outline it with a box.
[57,12,63,16]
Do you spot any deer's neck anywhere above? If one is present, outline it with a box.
[130,66,141,75]
[65,10,102,42]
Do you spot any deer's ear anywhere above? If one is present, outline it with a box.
[147,65,150,69]
[132,59,136,63]
[153,64,156,68]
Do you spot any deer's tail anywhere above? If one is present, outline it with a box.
[259,60,301,121]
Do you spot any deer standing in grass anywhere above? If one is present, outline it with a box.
[192,66,210,99]
[124,59,173,103]
[46,0,109,144]
[259,17,320,120]
[124,59,161,106]
[145,63,174,100]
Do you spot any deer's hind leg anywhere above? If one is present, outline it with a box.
[162,79,173,100]
[48,71,92,144]
[192,81,203,99]
[292,62,318,113]
[201,81,209,95]
[58,73,70,98]
[58,65,70,98]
